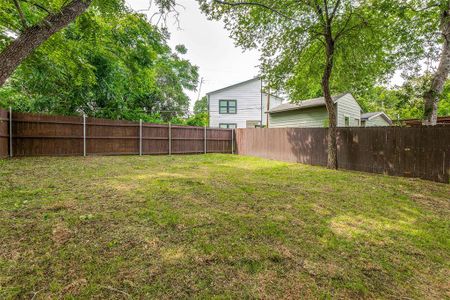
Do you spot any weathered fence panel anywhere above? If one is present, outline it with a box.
[12,112,84,156]
[0,109,233,157]
[2,108,448,183]
[236,127,450,183]
[0,109,8,157]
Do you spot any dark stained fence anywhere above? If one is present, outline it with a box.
[0,109,233,157]
[0,109,8,157]
[236,127,450,183]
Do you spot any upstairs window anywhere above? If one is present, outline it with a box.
[219,100,237,114]
[219,123,237,129]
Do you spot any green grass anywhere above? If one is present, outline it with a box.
[0,154,449,299]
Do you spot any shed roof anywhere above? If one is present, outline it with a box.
[268,93,348,113]
[361,112,393,124]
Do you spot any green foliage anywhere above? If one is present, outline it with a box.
[193,96,208,114]
[0,7,199,122]
[359,76,450,120]
[198,1,412,103]
[186,112,208,127]
[0,0,125,36]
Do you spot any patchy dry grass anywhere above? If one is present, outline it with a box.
[0,154,449,299]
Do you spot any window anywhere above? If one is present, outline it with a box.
[344,116,350,127]
[219,100,237,114]
[361,120,366,127]
[219,123,237,129]
[355,118,360,126]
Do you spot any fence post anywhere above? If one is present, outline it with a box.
[139,119,143,156]
[204,126,207,154]
[168,122,172,155]
[9,107,12,158]
[231,129,234,154]
[83,114,86,157]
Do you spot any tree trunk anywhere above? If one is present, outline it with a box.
[0,0,93,87]
[323,34,338,169]
[423,5,450,125]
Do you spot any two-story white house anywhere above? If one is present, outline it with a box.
[207,77,284,128]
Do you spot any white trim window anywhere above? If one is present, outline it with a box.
[344,116,350,127]
[219,100,237,114]
[219,123,237,129]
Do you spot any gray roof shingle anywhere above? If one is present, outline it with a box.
[269,93,348,113]
[361,112,382,120]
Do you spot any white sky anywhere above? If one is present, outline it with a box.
[126,0,261,110]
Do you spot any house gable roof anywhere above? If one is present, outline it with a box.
[268,93,349,113]
[361,112,393,124]
[206,77,261,96]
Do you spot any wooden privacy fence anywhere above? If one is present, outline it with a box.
[1,108,448,183]
[0,109,233,157]
[235,127,450,183]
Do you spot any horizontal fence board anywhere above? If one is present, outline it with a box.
[0,109,233,158]
[236,127,450,183]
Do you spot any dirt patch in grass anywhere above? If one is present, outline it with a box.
[0,154,449,299]
[51,223,72,246]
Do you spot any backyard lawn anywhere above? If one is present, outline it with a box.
[0,154,449,299]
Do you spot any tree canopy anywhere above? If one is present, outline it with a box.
[0,2,199,123]
[201,1,415,100]
[199,0,419,168]
[359,76,450,121]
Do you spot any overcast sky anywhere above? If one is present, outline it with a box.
[126,0,260,110]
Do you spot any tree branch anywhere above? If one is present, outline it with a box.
[212,0,299,22]
[13,0,28,29]
[403,2,441,13]
[21,0,52,15]
[323,0,330,22]
[0,0,93,86]
[329,0,341,23]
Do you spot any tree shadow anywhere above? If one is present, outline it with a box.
[286,128,328,166]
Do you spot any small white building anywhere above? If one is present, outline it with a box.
[207,77,283,128]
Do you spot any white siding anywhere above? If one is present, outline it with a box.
[336,94,362,127]
[269,107,329,128]
[208,79,263,128]
[365,115,391,127]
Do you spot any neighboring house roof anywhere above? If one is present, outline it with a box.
[268,93,349,113]
[206,77,261,96]
[361,112,393,125]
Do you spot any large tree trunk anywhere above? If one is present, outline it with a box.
[0,0,93,87]
[323,35,338,169]
[423,5,450,125]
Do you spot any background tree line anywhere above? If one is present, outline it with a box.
[0,0,206,125]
